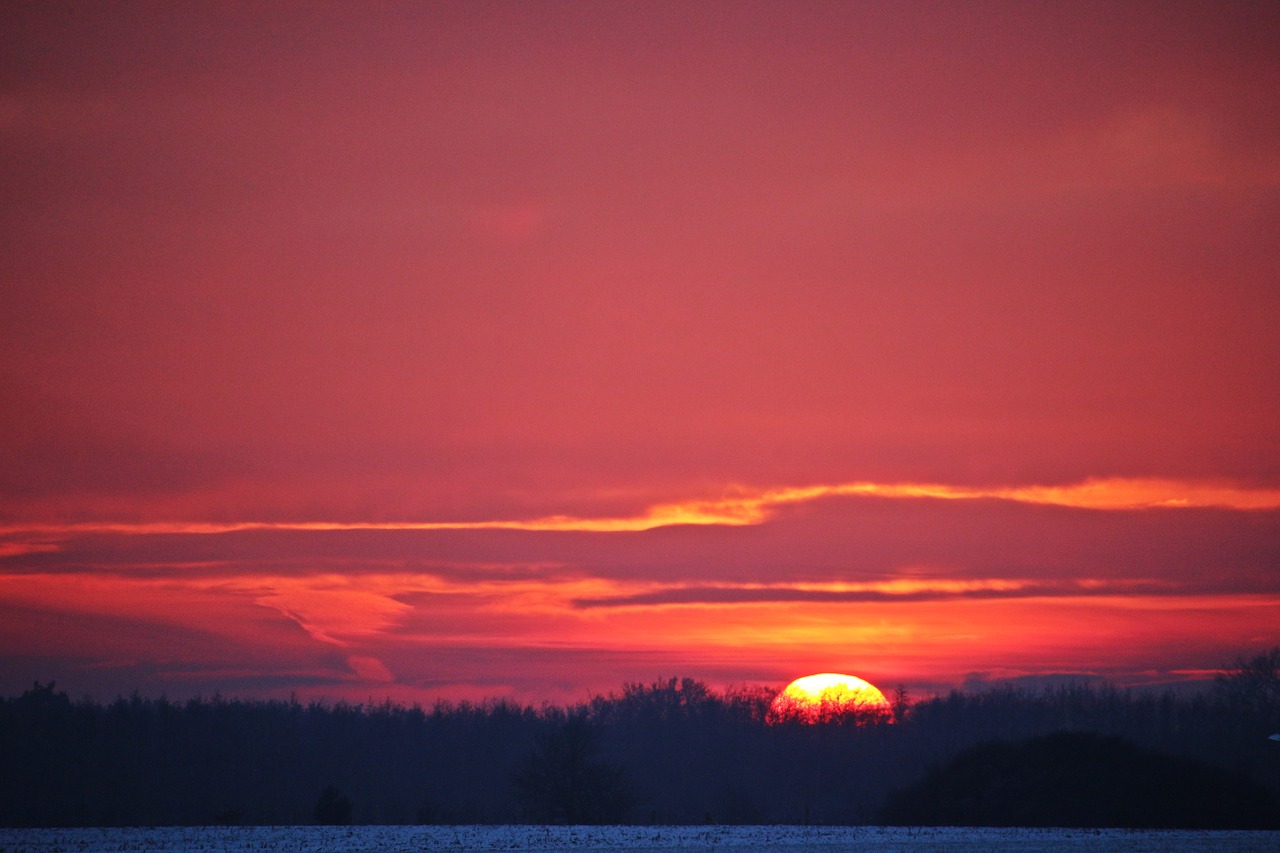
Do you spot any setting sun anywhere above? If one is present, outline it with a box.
[768,673,892,724]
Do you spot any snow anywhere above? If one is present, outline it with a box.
[2,825,1278,852]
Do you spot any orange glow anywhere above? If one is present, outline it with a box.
[768,673,892,724]
[3,562,1279,703]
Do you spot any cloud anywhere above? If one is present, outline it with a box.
[0,541,60,560]
[346,655,395,683]
[3,486,1276,598]
[250,575,414,646]
[3,477,1277,539]
[570,578,1176,609]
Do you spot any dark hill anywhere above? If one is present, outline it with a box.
[879,730,1278,829]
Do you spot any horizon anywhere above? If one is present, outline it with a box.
[2,1,1278,708]
[0,661,1243,712]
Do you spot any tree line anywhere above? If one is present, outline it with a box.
[2,651,1278,827]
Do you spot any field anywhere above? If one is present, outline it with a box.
[2,825,1279,852]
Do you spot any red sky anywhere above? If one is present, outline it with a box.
[2,1,1278,704]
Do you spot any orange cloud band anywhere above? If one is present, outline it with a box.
[1,477,1277,539]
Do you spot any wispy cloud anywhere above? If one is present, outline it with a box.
[3,477,1277,541]
[571,578,1177,609]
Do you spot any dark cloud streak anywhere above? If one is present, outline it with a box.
[571,580,1186,609]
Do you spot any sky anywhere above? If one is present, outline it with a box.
[2,0,1278,705]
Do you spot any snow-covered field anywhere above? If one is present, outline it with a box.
[2,825,1278,852]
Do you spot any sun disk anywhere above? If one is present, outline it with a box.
[768,672,891,724]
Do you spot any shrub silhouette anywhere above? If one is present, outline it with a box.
[879,730,1278,828]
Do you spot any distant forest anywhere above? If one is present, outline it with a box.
[3,650,1278,828]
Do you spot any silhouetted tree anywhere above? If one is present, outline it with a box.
[891,685,911,724]
[313,784,353,825]
[1216,647,1280,718]
[513,716,631,823]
